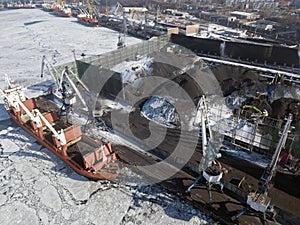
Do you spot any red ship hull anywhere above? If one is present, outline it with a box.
[53,7,72,17]
[6,96,119,180]
[77,16,99,27]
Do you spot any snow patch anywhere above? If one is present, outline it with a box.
[0,138,20,156]
[40,185,62,212]
[95,98,134,117]
[222,147,269,168]
[226,95,247,109]
[0,202,39,225]
[112,56,153,84]
[141,96,179,128]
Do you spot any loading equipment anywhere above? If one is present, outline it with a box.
[234,113,293,221]
[187,96,224,204]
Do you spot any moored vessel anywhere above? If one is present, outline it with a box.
[0,78,119,180]
[52,3,72,17]
[77,13,99,27]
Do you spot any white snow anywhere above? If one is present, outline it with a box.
[40,184,62,212]
[141,96,179,128]
[222,147,269,168]
[0,202,39,225]
[273,85,300,101]
[96,98,134,116]
[0,8,141,91]
[0,9,212,225]
[226,95,247,109]
[112,55,153,84]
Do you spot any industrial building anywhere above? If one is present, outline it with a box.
[225,0,279,9]
[230,11,259,20]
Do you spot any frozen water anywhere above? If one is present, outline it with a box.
[0,123,212,224]
[0,8,141,91]
[40,184,62,212]
[0,202,39,225]
[0,105,10,121]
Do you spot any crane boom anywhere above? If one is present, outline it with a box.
[41,55,89,110]
[235,113,294,219]
[259,113,293,194]
[187,95,223,196]
[1,84,67,145]
[59,68,88,110]
[41,55,60,88]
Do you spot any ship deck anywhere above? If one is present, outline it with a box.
[33,95,105,168]
[67,136,102,168]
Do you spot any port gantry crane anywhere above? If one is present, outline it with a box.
[117,9,127,49]
[187,95,224,204]
[113,2,125,48]
[41,55,108,130]
[41,55,89,113]
[234,113,293,221]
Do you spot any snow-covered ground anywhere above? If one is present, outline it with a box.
[221,145,269,168]
[0,9,212,225]
[112,56,153,84]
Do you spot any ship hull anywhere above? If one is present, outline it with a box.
[5,96,118,180]
[52,7,72,17]
[77,17,99,27]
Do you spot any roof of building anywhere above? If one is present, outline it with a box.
[230,11,256,16]
[123,7,148,13]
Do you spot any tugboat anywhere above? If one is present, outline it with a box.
[0,77,119,180]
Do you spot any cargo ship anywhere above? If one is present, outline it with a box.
[77,13,99,27]
[0,79,119,180]
[52,4,72,17]
[76,3,99,27]
[41,3,53,12]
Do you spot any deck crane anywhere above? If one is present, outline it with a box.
[234,114,293,221]
[41,55,89,111]
[0,80,67,146]
[187,95,224,204]
[113,2,126,48]
[114,1,123,16]
[86,0,98,19]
